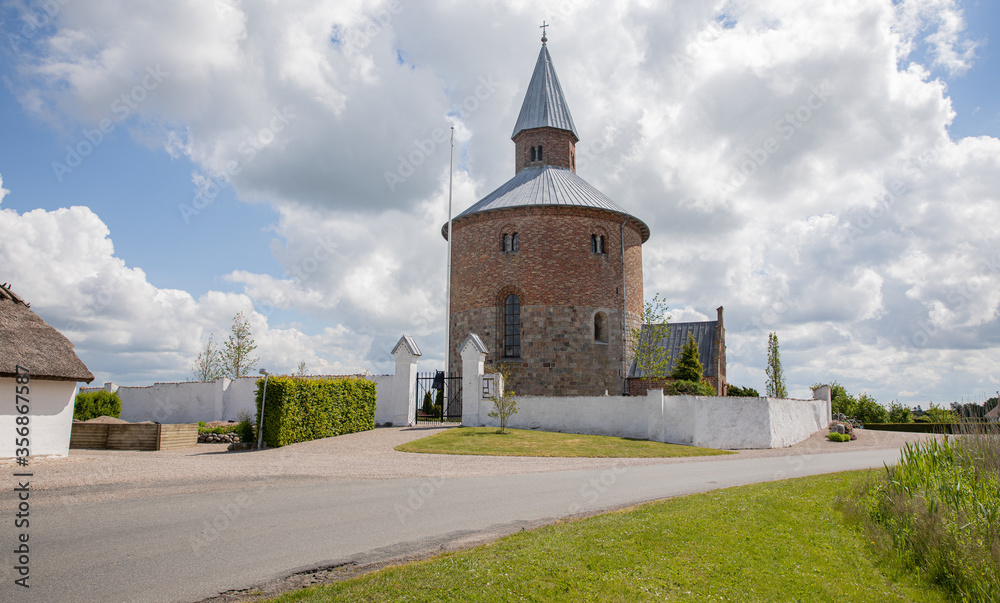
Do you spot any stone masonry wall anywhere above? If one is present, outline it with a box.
[448,205,644,395]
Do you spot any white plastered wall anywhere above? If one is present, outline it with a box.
[0,377,78,458]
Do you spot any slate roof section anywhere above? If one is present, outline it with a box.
[511,44,580,141]
[0,282,94,382]
[628,320,720,379]
[443,165,650,242]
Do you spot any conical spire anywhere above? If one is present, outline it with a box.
[511,44,579,141]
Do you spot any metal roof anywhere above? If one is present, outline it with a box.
[442,165,650,242]
[511,44,579,141]
[629,321,720,379]
[391,335,422,358]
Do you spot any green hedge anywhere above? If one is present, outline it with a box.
[255,376,376,447]
[73,390,122,421]
[665,379,717,396]
[864,422,994,434]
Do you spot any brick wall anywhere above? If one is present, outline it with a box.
[448,205,644,395]
[513,127,578,173]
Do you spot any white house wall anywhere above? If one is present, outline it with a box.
[0,378,77,458]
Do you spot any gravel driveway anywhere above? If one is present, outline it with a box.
[6,425,937,507]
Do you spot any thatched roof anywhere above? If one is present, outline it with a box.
[0,283,94,382]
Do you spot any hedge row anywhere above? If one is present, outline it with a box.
[864,422,996,434]
[255,376,376,447]
[73,390,122,421]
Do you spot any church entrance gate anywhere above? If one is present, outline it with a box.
[414,371,463,423]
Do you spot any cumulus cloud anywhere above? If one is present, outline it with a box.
[3,0,998,403]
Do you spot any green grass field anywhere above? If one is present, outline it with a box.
[265,471,948,602]
[394,426,734,458]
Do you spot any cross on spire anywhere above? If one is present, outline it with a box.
[539,20,548,44]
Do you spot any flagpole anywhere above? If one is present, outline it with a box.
[445,127,454,385]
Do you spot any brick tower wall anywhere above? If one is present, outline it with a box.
[513,127,578,173]
[448,205,644,396]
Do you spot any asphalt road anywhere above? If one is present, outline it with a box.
[15,448,903,603]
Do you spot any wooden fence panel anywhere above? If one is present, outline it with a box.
[107,423,159,450]
[69,423,109,449]
[157,424,198,450]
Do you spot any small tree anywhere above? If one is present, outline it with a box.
[295,361,308,377]
[671,333,704,382]
[887,401,913,423]
[488,363,518,434]
[191,333,224,381]
[855,393,888,424]
[765,332,787,398]
[629,294,672,393]
[220,312,259,379]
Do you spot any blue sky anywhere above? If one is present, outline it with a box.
[0,0,998,405]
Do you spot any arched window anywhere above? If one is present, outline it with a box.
[537,145,543,161]
[591,234,605,254]
[501,232,519,253]
[530,146,536,162]
[504,294,521,357]
[594,312,608,343]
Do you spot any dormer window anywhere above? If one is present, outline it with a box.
[501,232,519,253]
[591,234,605,254]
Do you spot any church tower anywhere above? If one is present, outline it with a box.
[444,34,649,396]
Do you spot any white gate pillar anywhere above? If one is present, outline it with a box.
[460,334,489,427]
[390,336,421,427]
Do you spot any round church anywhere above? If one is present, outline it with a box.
[444,35,649,396]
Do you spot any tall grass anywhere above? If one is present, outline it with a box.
[853,421,1000,601]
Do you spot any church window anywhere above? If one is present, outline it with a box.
[537,145,543,161]
[591,234,605,254]
[501,232,519,253]
[530,146,536,162]
[594,312,608,343]
[504,294,521,357]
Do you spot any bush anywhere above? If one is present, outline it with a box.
[73,390,122,421]
[727,385,760,397]
[198,424,238,435]
[827,432,851,442]
[256,375,376,447]
[235,409,256,443]
[666,379,717,396]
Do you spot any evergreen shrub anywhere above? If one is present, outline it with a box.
[73,390,122,421]
[255,376,376,447]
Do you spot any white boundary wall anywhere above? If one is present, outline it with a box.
[79,337,421,426]
[460,338,832,449]
[464,389,830,449]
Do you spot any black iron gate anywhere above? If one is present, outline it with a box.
[415,371,462,423]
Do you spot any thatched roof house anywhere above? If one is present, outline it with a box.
[0,282,93,383]
[1,282,93,458]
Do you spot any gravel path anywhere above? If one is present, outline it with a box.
[6,426,938,507]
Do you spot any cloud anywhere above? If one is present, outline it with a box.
[3,0,998,404]
[0,195,385,383]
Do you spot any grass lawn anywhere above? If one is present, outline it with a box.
[394,426,734,458]
[265,471,946,602]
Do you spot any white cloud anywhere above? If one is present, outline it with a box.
[4,0,998,404]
